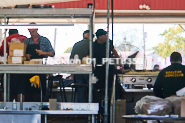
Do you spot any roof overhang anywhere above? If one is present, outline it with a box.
[0,0,80,7]
[1,9,185,24]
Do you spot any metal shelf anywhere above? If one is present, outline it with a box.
[0,64,92,74]
[0,110,98,115]
[0,8,92,18]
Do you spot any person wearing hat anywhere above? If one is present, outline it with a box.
[70,30,93,102]
[0,29,27,101]
[24,22,55,101]
[154,51,185,98]
[70,30,93,60]
[93,29,123,121]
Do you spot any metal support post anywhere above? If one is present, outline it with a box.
[143,24,146,70]
[3,16,7,102]
[88,12,94,123]
[104,0,110,122]
[92,114,95,123]
[113,75,116,123]
[4,73,6,102]
[7,74,10,102]
[39,78,43,108]
[89,15,93,103]
[45,114,47,123]
[110,105,112,122]
[53,28,57,51]
[110,75,116,123]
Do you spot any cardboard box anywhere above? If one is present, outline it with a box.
[115,99,126,123]
[181,99,185,117]
[24,61,41,64]
[9,43,26,57]
[8,56,25,64]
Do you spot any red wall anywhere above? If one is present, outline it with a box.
[49,0,185,10]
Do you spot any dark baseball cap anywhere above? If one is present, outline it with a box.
[83,30,90,35]
[170,52,182,62]
[95,29,107,37]
[83,30,94,38]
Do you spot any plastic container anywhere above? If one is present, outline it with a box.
[12,99,17,110]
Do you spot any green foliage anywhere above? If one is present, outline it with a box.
[153,25,185,59]
[64,47,72,53]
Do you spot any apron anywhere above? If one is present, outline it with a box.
[26,37,44,59]
[25,37,46,101]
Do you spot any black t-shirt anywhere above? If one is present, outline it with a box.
[93,40,115,89]
[154,63,185,98]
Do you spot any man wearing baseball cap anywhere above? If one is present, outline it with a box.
[154,51,185,98]
[93,29,123,121]
[70,30,94,102]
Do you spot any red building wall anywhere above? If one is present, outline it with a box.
[49,0,185,10]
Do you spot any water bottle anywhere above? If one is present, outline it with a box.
[12,99,17,110]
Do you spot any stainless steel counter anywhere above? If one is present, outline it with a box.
[0,102,98,123]
[0,110,98,114]
[0,64,92,74]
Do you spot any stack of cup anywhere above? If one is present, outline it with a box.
[49,99,57,110]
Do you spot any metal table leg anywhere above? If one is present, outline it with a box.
[45,114,47,123]
[92,114,95,123]
[7,74,10,102]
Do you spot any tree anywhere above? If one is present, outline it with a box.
[153,25,185,59]
[114,29,141,52]
[64,47,72,53]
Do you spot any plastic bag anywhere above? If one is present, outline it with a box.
[135,95,172,115]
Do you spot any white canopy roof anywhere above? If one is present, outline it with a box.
[0,0,79,7]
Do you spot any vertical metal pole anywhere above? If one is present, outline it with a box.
[111,0,114,41]
[20,93,23,110]
[4,73,6,102]
[143,24,146,70]
[40,78,43,108]
[7,74,10,102]
[113,75,116,123]
[45,114,47,123]
[3,17,6,64]
[4,17,7,102]
[89,14,93,123]
[104,0,110,122]
[110,105,112,122]
[53,28,57,51]
[111,1,115,122]
[92,114,95,123]
[89,14,93,103]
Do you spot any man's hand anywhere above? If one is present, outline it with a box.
[25,54,31,61]
[36,49,44,56]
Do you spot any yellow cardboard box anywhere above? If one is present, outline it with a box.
[24,61,41,64]
[9,43,26,57]
[8,56,25,64]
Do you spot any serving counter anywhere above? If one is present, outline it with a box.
[0,64,97,123]
[0,102,98,123]
[122,115,185,123]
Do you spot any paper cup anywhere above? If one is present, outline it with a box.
[49,99,57,110]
